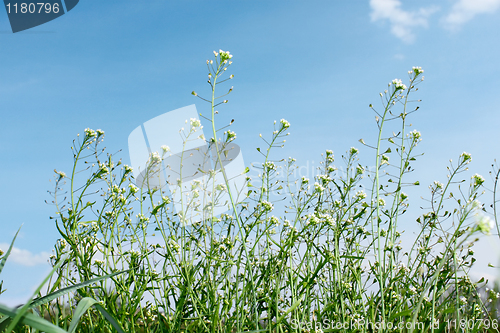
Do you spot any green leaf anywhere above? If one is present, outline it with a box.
[29,270,128,309]
[94,303,126,333]
[274,295,304,326]
[0,226,22,276]
[67,297,98,333]
[152,201,167,215]
[6,253,69,331]
[0,303,67,333]
[389,309,412,320]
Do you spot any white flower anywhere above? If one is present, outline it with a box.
[55,170,66,178]
[84,128,96,138]
[314,182,324,193]
[475,212,494,235]
[325,150,334,163]
[472,173,485,187]
[433,181,444,190]
[408,129,421,140]
[261,200,274,211]
[412,66,424,75]
[169,239,180,253]
[99,163,109,174]
[219,50,232,61]
[149,152,162,164]
[128,184,139,194]
[225,130,236,141]
[280,118,290,129]
[460,151,472,163]
[355,191,367,200]
[391,78,407,90]
[264,161,277,171]
[269,216,279,225]
[161,145,170,153]
[316,174,331,185]
[190,118,201,128]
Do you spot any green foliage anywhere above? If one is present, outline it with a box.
[5,53,500,332]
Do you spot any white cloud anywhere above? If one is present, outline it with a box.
[443,0,500,29]
[0,244,50,267]
[370,0,439,43]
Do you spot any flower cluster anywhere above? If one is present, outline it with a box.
[55,170,66,179]
[355,190,367,200]
[391,78,407,90]
[168,239,180,253]
[280,118,290,130]
[412,66,424,75]
[124,164,133,174]
[225,130,236,142]
[190,118,201,128]
[316,174,331,186]
[408,129,422,141]
[264,161,277,172]
[325,150,334,163]
[128,183,139,194]
[261,200,274,211]
[472,173,485,187]
[149,151,162,165]
[215,49,233,62]
[314,182,325,193]
[474,212,494,235]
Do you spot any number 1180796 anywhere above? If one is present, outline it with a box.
[5,2,60,14]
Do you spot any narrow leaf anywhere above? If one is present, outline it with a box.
[67,297,98,333]
[0,226,22,275]
[0,303,67,333]
[95,303,126,333]
[29,270,128,309]
[6,253,69,331]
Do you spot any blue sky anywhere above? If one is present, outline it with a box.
[1,0,500,306]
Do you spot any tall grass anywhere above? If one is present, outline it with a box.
[2,50,500,332]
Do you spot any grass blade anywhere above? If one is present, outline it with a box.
[94,303,126,333]
[0,226,22,276]
[67,297,98,333]
[29,269,129,309]
[273,294,304,327]
[5,253,69,331]
[0,303,67,333]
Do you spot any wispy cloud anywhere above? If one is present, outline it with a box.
[443,0,500,29]
[0,244,50,267]
[369,0,439,43]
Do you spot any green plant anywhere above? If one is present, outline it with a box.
[0,227,127,333]
[31,51,500,332]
